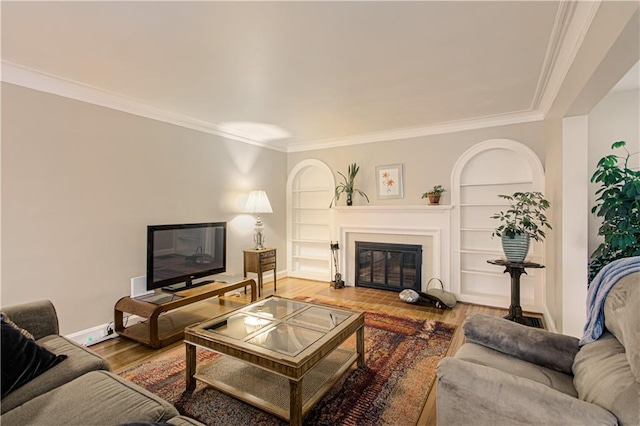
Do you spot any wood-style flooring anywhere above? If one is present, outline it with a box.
[92,277,540,426]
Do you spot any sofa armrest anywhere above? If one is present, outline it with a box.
[2,300,59,340]
[463,314,579,374]
[436,358,617,426]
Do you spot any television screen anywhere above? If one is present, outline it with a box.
[147,222,226,292]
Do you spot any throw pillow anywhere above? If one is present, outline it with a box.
[0,312,35,340]
[1,319,67,398]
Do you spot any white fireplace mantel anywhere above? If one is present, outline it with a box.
[330,205,453,292]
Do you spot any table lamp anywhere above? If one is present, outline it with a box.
[245,190,273,250]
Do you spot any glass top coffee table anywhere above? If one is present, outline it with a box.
[184,296,365,425]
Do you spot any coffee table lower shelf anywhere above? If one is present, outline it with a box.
[194,347,357,421]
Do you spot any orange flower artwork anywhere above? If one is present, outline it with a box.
[376,165,403,199]
[381,174,395,193]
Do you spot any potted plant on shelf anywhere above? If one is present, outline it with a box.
[589,140,640,282]
[421,185,445,205]
[330,163,369,207]
[491,191,552,262]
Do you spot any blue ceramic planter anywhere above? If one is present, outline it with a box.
[501,233,530,262]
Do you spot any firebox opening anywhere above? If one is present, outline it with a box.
[355,241,422,292]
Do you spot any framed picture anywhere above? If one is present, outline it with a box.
[376,164,404,199]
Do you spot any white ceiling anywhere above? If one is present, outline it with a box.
[1,1,636,152]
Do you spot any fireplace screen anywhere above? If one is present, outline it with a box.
[355,242,422,292]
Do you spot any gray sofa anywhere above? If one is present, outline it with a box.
[437,271,639,425]
[1,300,204,426]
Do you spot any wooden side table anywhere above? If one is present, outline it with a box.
[243,248,276,297]
[487,259,545,328]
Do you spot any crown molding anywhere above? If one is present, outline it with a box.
[1,61,288,152]
[286,109,544,153]
[531,1,577,110]
[536,0,602,115]
[3,59,549,155]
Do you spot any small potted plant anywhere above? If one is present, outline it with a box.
[330,163,369,207]
[491,191,552,262]
[422,185,445,205]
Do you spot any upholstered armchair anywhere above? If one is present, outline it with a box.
[436,269,639,425]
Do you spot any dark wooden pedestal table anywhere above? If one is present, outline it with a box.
[487,259,544,328]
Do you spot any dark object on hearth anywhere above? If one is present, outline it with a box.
[425,278,457,309]
[330,241,344,289]
[398,279,456,310]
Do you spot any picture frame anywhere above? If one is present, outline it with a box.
[375,164,404,199]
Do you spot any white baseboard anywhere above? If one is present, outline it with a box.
[244,269,288,283]
[65,314,145,346]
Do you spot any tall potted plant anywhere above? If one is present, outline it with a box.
[589,140,640,282]
[330,163,369,207]
[491,191,552,262]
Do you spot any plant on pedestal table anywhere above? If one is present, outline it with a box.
[491,191,552,262]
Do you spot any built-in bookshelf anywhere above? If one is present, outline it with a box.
[287,161,335,281]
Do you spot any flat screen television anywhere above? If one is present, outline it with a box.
[147,222,226,292]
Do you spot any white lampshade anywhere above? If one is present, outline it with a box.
[245,190,273,214]
[245,190,272,250]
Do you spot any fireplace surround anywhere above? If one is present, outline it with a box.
[331,205,452,293]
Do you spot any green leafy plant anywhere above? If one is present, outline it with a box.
[330,163,369,207]
[421,185,445,198]
[491,192,552,241]
[589,140,640,281]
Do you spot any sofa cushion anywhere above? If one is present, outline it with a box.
[0,320,67,398]
[456,342,578,397]
[1,370,180,426]
[604,271,640,379]
[1,334,111,414]
[573,332,640,426]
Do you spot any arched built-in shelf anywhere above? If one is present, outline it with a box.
[286,160,335,281]
[451,139,546,312]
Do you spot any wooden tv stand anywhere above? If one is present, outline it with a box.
[114,278,257,348]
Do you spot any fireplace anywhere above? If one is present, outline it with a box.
[355,241,422,292]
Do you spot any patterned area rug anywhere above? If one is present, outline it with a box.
[119,297,456,425]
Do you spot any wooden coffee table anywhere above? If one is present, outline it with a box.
[184,296,365,425]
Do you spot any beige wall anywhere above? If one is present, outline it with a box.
[287,121,546,207]
[1,83,287,334]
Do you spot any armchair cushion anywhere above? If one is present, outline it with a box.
[456,343,577,397]
[573,332,639,426]
[604,272,640,379]
[463,313,579,374]
[437,357,617,426]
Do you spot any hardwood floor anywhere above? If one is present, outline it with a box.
[92,277,538,426]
